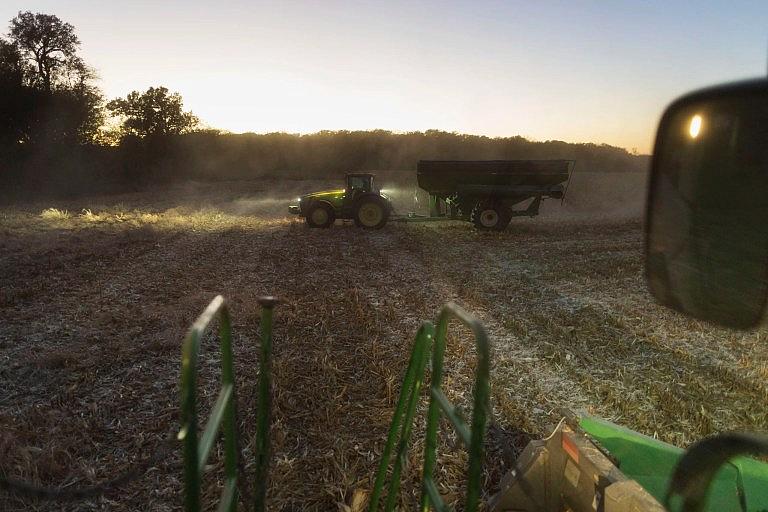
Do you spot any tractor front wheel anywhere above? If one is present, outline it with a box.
[306,202,335,228]
[354,196,389,229]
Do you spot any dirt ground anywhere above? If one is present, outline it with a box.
[1,180,766,511]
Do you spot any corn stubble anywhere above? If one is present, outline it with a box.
[1,187,766,511]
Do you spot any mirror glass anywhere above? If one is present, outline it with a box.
[647,88,768,328]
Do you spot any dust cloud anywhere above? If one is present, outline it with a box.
[539,170,649,222]
[12,167,648,224]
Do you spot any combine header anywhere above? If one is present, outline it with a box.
[173,296,768,512]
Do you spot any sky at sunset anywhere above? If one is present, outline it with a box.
[3,0,767,153]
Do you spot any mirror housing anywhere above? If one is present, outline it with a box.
[646,79,768,329]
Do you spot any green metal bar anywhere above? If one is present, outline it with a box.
[423,479,449,512]
[382,368,424,511]
[368,322,433,512]
[217,477,238,512]
[198,385,233,473]
[179,295,241,512]
[430,388,471,448]
[419,309,448,512]
[420,302,491,512]
[384,384,421,512]
[218,308,239,512]
[253,297,279,512]
[370,302,490,511]
[180,326,202,512]
[382,324,434,512]
[448,304,490,512]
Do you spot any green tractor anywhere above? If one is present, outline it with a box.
[289,173,393,229]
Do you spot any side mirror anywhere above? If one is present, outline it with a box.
[646,79,768,329]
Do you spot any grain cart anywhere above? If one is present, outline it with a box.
[415,160,572,230]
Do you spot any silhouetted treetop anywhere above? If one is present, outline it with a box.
[0,12,102,146]
[0,39,23,86]
[9,11,82,92]
[106,86,199,138]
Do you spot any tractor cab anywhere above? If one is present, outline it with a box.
[345,173,377,194]
[343,173,377,210]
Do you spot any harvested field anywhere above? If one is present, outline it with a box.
[1,179,766,511]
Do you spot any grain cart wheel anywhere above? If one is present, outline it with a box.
[471,202,511,231]
[354,195,390,229]
[306,202,335,228]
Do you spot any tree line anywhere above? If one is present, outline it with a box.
[0,11,648,199]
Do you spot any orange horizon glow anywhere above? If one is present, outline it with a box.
[5,1,767,155]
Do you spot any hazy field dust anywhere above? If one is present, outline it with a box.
[1,179,766,511]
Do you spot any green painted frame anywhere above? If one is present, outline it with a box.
[369,302,490,512]
[179,295,278,512]
[368,322,435,511]
[179,295,239,512]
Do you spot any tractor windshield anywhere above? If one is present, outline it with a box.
[347,175,373,192]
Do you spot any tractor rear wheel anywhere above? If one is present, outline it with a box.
[471,202,511,231]
[306,202,335,228]
[354,195,389,229]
